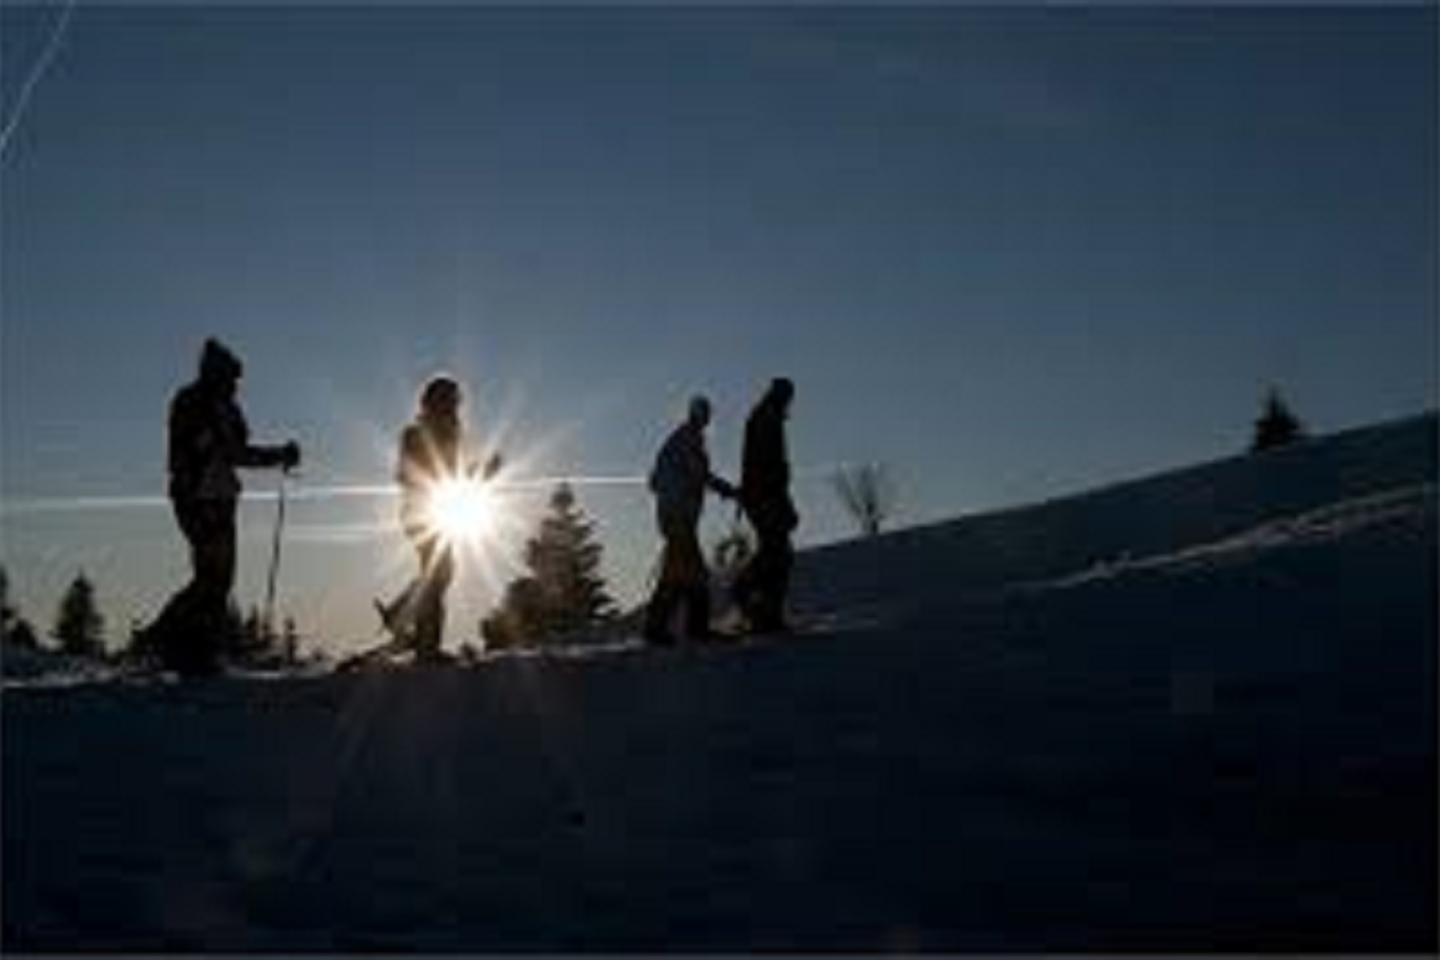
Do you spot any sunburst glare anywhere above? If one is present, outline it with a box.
[424,473,497,547]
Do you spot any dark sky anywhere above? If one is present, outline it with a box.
[2,4,1435,649]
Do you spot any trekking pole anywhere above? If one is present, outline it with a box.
[263,466,292,633]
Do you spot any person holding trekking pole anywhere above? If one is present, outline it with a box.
[143,338,301,676]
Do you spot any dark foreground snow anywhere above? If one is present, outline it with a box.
[4,416,1436,950]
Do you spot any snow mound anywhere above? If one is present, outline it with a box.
[1036,482,1436,591]
[1,644,120,686]
[794,412,1437,616]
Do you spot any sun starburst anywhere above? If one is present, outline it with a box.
[423,474,496,548]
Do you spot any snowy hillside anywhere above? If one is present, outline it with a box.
[792,411,1438,617]
[4,413,1435,950]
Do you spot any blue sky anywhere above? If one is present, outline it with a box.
[2,4,1435,650]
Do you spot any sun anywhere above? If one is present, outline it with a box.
[424,474,496,547]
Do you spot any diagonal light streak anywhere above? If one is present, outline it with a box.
[0,0,79,160]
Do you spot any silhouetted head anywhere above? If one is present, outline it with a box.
[687,395,712,430]
[770,377,794,407]
[199,339,243,395]
[765,376,794,418]
[420,375,462,423]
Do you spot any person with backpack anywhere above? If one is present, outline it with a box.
[146,338,301,675]
[644,395,737,644]
[732,377,798,634]
[375,375,502,663]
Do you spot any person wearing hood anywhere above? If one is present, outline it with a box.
[147,338,300,675]
[732,377,799,633]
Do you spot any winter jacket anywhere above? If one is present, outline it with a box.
[650,422,728,533]
[741,398,797,533]
[168,382,281,503]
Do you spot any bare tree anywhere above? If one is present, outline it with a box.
[833,463,896,538]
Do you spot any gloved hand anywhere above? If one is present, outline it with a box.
[279,440,301,471]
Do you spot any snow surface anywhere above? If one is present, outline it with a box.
[4,413,1436,950]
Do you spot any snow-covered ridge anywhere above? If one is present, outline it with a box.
[794,411,1438,617]
[1034,482,1436,591]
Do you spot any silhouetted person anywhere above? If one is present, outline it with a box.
[644,395,736,643]
[150,339,299,675]
[732,377,798,633]
[376,375,501,662]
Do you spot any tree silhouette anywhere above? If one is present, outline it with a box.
[482,483,615,646]
[1251,387,1307,453]
[1,566,39,650]
[8,618,39,650]
[481,577,545,648]
[1,565,17,639]
[282,616,301,665]
[833,462,896,538]
[54,571,105,658]
[224,605,291,668]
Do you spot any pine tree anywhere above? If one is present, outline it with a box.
[282,617,301,665]
[9,619,39,651]
[1252,387,1307,453]
[483,483,615,645]
[1,565,15,639]
[1,566,38,650]
[481,577,545,648]
[54,572,105,658]
[226,605,286,667]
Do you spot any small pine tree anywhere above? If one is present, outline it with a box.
[481,577,545,648]
[9,619,39,651]
[282,617,301,665]
[1,565,13,634]
[530,484,616,632]
[485,484,616,645]
[2,569,40,651]
[54,572,105,658]
[121,618,150,662]
[1,565,17,643]
[1251,388,1307,453]
[226,605,287,668]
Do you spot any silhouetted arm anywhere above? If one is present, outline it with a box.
[231,405,300,470]
[465,451,504,481]
[706,472,738,500]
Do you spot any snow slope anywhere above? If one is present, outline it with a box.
[792,411,1438,617]
[3,413,1435,950]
